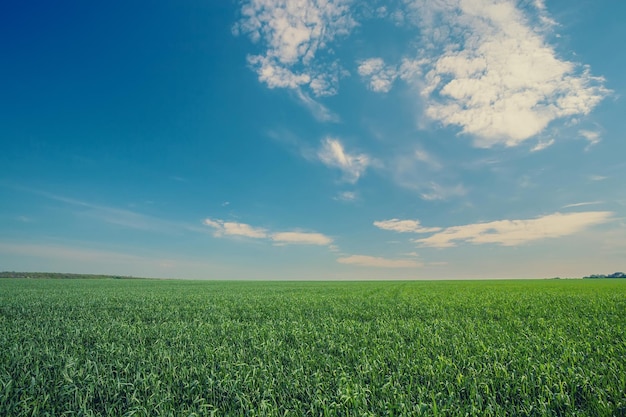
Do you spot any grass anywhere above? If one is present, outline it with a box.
[1,278,625,416]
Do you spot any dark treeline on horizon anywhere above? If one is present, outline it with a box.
[584,272,626,279]
[0,271,139,280]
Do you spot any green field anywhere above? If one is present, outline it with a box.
[1,278,625,416]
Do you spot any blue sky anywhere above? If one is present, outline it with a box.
[1,0,625,279]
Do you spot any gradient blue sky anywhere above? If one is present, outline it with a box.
[1,0,625,279]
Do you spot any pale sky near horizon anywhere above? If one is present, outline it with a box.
[1,0,625,279]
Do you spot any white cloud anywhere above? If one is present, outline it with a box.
[532,0,557,27]
[375,6,388,18]
[247,54,311,89]
[318,137,371,183]
[223,222,268,239]
[337,254,421,268]
[533,0,546,11]
[203,218,222,230]
[562,201,603,209]
[531,138,555,152]
[374,218,441,233]
[396,0,610,147]
[518,175,534,189]
[236,0,356,96]
[236,0,608,144]
[357,58,399,93]
[294,89,339,122]
[413,211,613,248]
[420,182,466,201]
[334,191,357,201]
[203,218,268,239]
[272,231,333,245]
[579,129,601,149]
[414,148,442,170]
[203,217,333,246]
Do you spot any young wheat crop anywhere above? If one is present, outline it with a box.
[0,278,624,416]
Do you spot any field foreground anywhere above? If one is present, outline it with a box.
[1,278,625,416]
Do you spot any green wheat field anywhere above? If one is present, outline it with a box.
[1,278,625,416]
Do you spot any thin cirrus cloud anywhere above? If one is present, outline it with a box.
[272,231,333,246]
[419,182,466,201]
[0,242,147,264]
[24,189,184,234]
[334,191,357,202]
[562,201,603,209]
[403,211,614,248]
[579,130,601,149]
[413,149,442,170]
[388,149,465,201]
[374,219,441,234]
[337,255,421,268]
[318,137,371,183]
[294,89,339,122]
[203,218,268,239]
[203,218,332,246]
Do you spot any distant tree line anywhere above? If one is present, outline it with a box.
[583,272,626,279]
[0,271,138,279]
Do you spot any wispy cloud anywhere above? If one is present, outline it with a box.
[0,242,147,264]
[337,254,421,268]
[294,89,339,122]
[531,138,555,152]
[413,149,442,170]
[411,211,613,248]
[266,128,317,161]
[268,131,371,185]
[562,201,603,209]
[29,190,185,234]
[203,217,333,246]
[388,149,464,201]
[374,219,441,233]
[0,241,233,279]
[334,191,358,202]
[419,182,466,201]
[272,231,333,246]
[318,137,371,183]
[203,218,268,239]
[391,176,467,201]
[579,129,601,150]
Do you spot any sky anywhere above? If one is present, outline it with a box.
[1,0,625,280]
